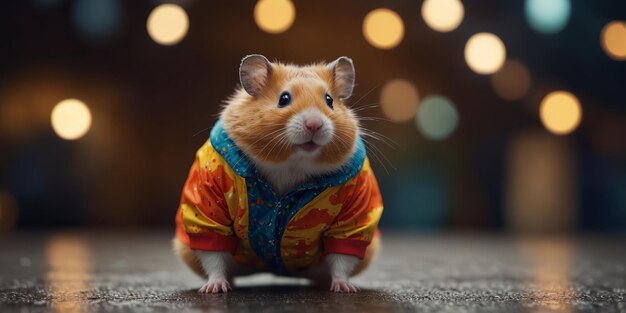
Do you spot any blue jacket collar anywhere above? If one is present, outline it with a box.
[210,119,366,190]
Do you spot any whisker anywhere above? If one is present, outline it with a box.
[357,116,394,123]
[359,129,400,149]
[332,125,399,150]
[367,140,397,171]
[258,135,280,158]
[232,128,284,168]
[275,135,292,156]
[331,126,395,174]
[261,133,288,161]
[360,132,396,149]
[349,84,382,108]
[363,140,390,175]
[192,127,212,138]
[332,133,352,153]
[351,103,380,113]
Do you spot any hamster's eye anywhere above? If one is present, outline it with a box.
[325,94,334,109]
[278,92,292,108]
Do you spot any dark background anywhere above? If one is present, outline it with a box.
[1,0,625,232]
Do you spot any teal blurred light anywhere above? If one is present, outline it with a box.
[72,0,123,43]
[378,166,450,230]
[416,95,459,141]
[525,0,571,34]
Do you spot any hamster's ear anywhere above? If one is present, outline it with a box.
[240,54,272,96]
[327,56,355,99]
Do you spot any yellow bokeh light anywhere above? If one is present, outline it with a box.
[380,79,420,122]
[254,0,296,34]
[540,91,582,135]
[464,33,506,74]
[363,8,405,49]
[147,4,189,45]
[601,21,626,61]
[51,99,92,140]
[421,0,464,32]
[490,60,532,101]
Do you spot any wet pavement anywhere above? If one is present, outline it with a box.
[0,230,625,313]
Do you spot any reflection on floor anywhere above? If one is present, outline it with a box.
[0,231,625,313]
[45,234,92,313]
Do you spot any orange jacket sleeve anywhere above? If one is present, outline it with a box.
[323,158,383,259]
[175,143,238,253]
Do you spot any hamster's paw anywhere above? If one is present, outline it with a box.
[198,278,232,293]
[330,279,358,293]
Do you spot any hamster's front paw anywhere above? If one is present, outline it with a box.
[330,279,358,293]
[198,278,232,293]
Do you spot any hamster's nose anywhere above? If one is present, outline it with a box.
[305,117,323,133]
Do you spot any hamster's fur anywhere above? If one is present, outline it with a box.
[173,55,381,293]
[222,56,359,194]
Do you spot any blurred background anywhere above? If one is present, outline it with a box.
[1,0,625,233]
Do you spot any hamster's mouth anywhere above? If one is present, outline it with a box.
[295,141,320,152]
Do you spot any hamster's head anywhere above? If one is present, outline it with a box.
[221,54,359,173]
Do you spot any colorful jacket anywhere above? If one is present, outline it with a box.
[175,120,383,275]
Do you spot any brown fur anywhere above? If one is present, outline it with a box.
[174,58,374,285]
[221,62,359,168]
[172,236,380,280]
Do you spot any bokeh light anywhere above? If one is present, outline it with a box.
[254,0,296,34]
[72,0,123,43]
[539,91,582,135]
[0,77,63,140]
[421,0,464,32]
[507,132,578,233]
[147,4,189,45]
[601,21,626,61]
[490,60,532,101]
[416,95,459,141]
[0,191,18,232]
[380,79,420,122]
[525,0,571,34]
[51,99,92,140]
[363,8,405,49]
[464,33,506,74]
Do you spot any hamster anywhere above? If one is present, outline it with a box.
[173,55,384,293]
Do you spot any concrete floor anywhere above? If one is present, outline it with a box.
[0,231,625,313]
